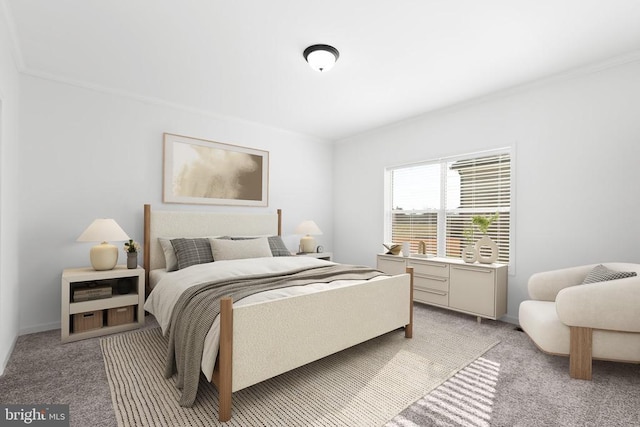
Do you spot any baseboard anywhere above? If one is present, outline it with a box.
[19,320,60,336]
[499,313,519,325]
[0,335,18,377]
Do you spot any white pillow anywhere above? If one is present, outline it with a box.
[209,237,273,261]
[159,238,179,271]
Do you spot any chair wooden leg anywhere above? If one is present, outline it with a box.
[569,326,592,380]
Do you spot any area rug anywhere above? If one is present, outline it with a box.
[101,323,499,427]
[386,357,501,427]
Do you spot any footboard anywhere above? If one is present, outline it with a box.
[212,267,414,421]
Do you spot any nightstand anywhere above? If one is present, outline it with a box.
[61,265,145,343]
[296,252,332,261]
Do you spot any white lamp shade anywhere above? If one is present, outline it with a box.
[295,220,322,236]
[77,219,130,243]
[77,219,130,270]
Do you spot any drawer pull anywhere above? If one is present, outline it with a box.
[384,258,406,263]
[421,289,447,296]
[452,266,492,274]
[412,261,447,268]
[415,273,447,282]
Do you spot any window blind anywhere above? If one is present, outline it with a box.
[387,150,511,263]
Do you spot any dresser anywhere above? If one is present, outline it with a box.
[377,254,508,322]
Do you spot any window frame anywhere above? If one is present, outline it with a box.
[384,147,515,271]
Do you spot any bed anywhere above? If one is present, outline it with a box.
[142,204,414,422]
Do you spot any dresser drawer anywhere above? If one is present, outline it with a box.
[414,273,449,293]
[414,288,448,307]
[408,259,449,278]
[377,256,407,275]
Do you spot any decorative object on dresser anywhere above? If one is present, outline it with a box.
[124,239,140,269]
[377,254,507,323]
[163,133,269,207]
[472,213,499,264]
[294,220,323,253]
[402,241,410,257]
[61,266,145,343]
[383,243,402,255]
[77,219,130,271]
[461,227,477,263]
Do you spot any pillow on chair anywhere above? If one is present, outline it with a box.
[582,264,637,284]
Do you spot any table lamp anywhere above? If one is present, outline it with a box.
[295,220,322,253]
[77,219,130,270]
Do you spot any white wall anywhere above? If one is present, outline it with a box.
[0,4,22,375]
[17,76,333,333]
[333,58,640,323]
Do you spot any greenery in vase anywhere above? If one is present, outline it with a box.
[463,227,475,245]
[471,212,499,234]
[124,239,140,253]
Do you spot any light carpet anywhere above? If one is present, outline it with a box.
[101,324,498,427]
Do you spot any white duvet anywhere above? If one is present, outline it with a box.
[144,256,386,381]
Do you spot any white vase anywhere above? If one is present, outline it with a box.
[461,244,477,263]
[475,234,498,264]
[402,242,410,257]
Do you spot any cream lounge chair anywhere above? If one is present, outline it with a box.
[519,263,640,379]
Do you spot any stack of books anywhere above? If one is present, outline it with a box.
[73,285,112,302]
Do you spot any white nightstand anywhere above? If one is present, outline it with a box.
[296,252,332,261]
[61,265,145,343]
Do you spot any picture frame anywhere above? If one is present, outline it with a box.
[163,133,269,206]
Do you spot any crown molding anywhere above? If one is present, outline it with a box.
[20,67,330,143]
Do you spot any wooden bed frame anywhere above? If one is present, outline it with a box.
[143,204,414,421]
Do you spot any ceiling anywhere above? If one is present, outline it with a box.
[5,0,640,141]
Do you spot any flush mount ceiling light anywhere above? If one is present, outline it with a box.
[303,44,339,72]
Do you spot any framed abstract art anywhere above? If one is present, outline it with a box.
[163,133,269,206]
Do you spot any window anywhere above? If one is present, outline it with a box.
[385,149,512,264]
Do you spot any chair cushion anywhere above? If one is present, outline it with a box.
[519,300,569,355]
[582,264,637,284]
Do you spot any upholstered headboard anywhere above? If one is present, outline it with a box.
[143,204,281,284]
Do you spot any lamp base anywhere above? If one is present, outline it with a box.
[90,242,118,270]
[299,236,317,253]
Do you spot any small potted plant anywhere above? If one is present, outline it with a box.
[124,239,140,269]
